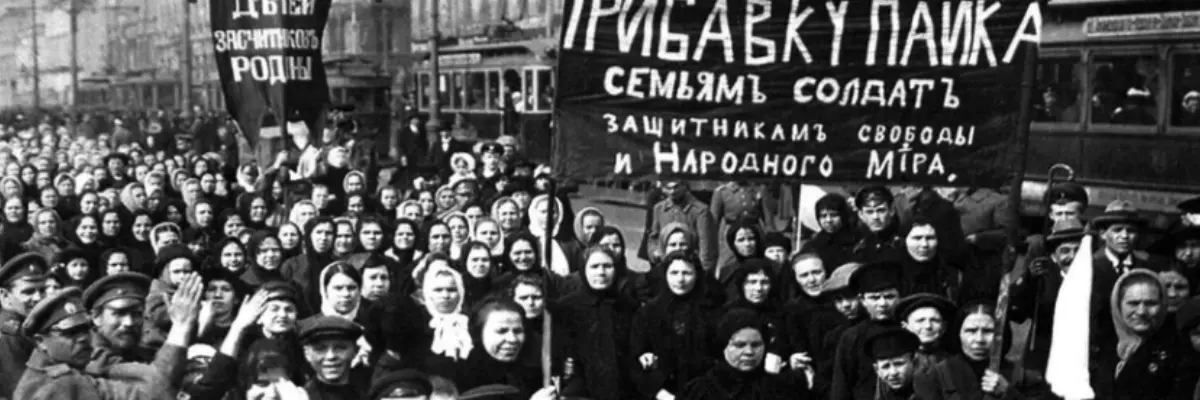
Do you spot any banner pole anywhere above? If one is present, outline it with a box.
[541,178,557,387]
[793,182,804,255]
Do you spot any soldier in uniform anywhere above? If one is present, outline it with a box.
[711,180,765,278]
[864,327,923,400]
[298,315,371,399]
[13,288,174,400]
[84,272,200,380]
[0,253,49,399]
[852,186,903,263]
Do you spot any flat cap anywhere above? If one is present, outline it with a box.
[864,326,921,361]
[154,243,198,277]
[83,272,152,311]
[258,280,301,305]
[0,252,48,287]
[298,315,364,344]
[823,262,863,293]
[855,185,894,208]
[23,287,89,337]
[892,293,957,322]
[849,261,903,295]
[369,369,432,400]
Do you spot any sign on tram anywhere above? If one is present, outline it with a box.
[209,0,333,147]
[553,0,1043,187]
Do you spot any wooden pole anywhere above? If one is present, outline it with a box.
[793,183,804,254]
[541,178,557,387]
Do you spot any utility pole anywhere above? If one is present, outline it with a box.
[70,0,79,109]
[30,0,40,109]
[181,0,193,110]
[425,0,441,133]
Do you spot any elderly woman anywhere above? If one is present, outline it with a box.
[1089,269,1180,400]
[915,302,1043,400]
[554,246,640,400]
[678,308,808,399]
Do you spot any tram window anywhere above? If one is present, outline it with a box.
[537,69,554,111]
[438,73,451,108]
[418,73,431,110]
[451,72,465,109]
[524,69,538,111]
[1171,54,1200,127]
[1090,55,1158,125]
[486,71,501,110]
[1033,57,1081,123]
[466,72,486,109]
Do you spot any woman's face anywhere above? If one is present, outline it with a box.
[1120,281,1162,334]
[20,168,35,184]
[165,205,183,223]
[418,192,436,216]
[584,251,616,291]
[427,225,451,254]
[250,198,268,221]
[4,180,21,198]
[195,204,214,226]
[204,280,237,316]
[35,211,57,236]
[102,213,121,236]
[278,225,301,250]
[1161,271,1191,313]
[665,231,690,255]
[476,221,500,247]
[224,215,245,238]
[105,253,130,276]
[793,258,826,297]
[513,283,545,319]
[326,273,359,314]
[56,179,73,196]
[358,223,384,251]
[393,224,416,250]
[66,259,89,280]
[256,238,284,270]
[742,271,771,304]
[465,248,492,278]
[904,307,946,345]
[39,189,58,208]
[345,175,364,194]
[960,313,996,361]
[185,182,201,200]
[447,217,469,243]
[258,299,298,334]
[481,309,525,363]
[130,187,146,208]
[436,189,456,211]
[221,242,246,272]
[597,234,624,261]
[200,174,216,192]
[401,204,422,221]
[333,223,355,255]
[734,228,757,257]
[361,267,390,301]
[465,206,485,227]
[132,215,152,239]
[426,270,461,314]
[906,224,938,262]
[295,205,316,226]
[379,189,398,209]
[666,259,698,296]
[3,198,22,223]
[723,328,765,372]
[497,202,521,230]
[76,217,99,244]
[35,173,51,190]
[165,259,195,286]
[310,222,335,253]
[509,240,537,271]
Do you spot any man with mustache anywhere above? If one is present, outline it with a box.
[13,286,188,399]
[299,315,370,399]
[0,253,49,399]
[83,272,203,378]
[864,327,922,400]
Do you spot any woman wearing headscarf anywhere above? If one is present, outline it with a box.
[443,211,472,260]
[317,261,386,366]
[457,241,498,308]
[631,250,721,400]
[677,308,808,400]
[276,221,305,260]
[554,246,639,400]
[125,210,157,274]
[528,194,580,277]
[22,208,69,263]
[390,254,473,378]
[0,195,33,253]
[492,196,526,238]
[914,302,1044,400]
[240,232,287,292]
[720,219,765,284]
[585,226,653,305]
[386,219,424,288]
[493,233,576,302]
[474,216,506,259]
[1087,269,1180,400]
[155,198,189,230]
[800,194,860,274]
[236,193,273,232]
[451,298,552,400]
[893,217,963,302]
[723,259,788,374]
[116,181,147,226]
[97,209,125,247]
[65,213,105,267]
[281,217,338,311]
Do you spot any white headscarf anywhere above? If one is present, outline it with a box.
[529,194,570,277]
[318,261,372,367]
[420,261,472,361]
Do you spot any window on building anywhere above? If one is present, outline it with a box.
[524,69,537,111]
[438,72,450,108]
[1171,53,1200,127]
[1033,56,1082,124]
[1090,55,1159,126]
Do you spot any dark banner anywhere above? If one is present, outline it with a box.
[209,0,332,148]
[553,0,1042,187]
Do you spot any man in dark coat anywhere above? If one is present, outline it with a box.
[1009,218,1084,375]
[865,327,923,400]
[298,315,371,399]
[1087,200,1169,353]
[831,261,903,400]
[425,123,471,181]
[0,253,49,399]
